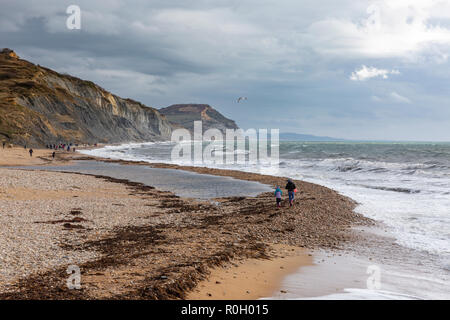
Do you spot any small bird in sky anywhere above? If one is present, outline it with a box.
[237,97,247,103]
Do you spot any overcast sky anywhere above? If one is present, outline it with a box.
[1,0,450,141]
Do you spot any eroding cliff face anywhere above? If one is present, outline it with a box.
[0,49,239,146]
[0,49,172,146]
[159,104,239,134]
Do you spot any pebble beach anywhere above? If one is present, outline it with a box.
[0,147,373,299]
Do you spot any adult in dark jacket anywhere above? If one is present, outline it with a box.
[285,179,296,207]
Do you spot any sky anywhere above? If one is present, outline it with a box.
[1,0,450,141]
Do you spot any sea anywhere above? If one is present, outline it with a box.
[80,141,450,299]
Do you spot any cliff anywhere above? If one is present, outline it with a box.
[159,104,238,134]
[0,49,172,146]
[0,49,239,146]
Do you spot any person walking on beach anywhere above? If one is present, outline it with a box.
[2,141,5,149]
[274,186,283,208]
[52,151,55,159]
[285,179,296,207]
[29,148,33,157]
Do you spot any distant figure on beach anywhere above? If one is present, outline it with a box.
[2,141,5,149]
[29,148,33,157]
[274,186,283,208]
[52,151,55,159]
[285,179,296,207]
[24,145,27,149]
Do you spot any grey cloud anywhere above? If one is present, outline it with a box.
[1,0,449,141]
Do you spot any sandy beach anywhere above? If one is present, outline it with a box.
[187,244,313,300]
[0,148,373,299]
[0,146,56,166]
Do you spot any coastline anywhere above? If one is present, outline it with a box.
[0,146,373,299]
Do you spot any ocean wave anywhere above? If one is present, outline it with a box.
[441,261,450,271]
[296,158,450,177]
[294,288,423,300]
[360,185,421,194]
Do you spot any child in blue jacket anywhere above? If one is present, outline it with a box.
[274,186,283,208]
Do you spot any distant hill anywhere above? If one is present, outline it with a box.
[160,104,238,134]
[279,132,343,141]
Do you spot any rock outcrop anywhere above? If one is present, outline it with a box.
[159,104,238,134]
[0,48,18,59]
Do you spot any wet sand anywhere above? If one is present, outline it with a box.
[187,244,313,300]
